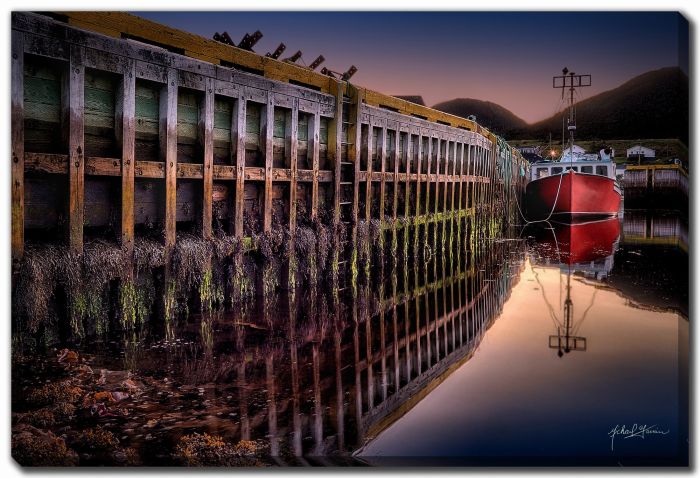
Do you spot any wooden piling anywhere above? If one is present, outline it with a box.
[118,59,136,258]
[160,68,178,252]
[67,46,85,253]
[11,30,24,266]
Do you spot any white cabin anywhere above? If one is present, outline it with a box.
[626,145,655,159]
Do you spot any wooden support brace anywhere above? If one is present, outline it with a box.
[329,81,343,224]
[287,98,299,232]
[118,59,136,259]
[349,87,364,230]
[392,130,399,220]
[262,94,274,232]
[309,103,320,220]
[200,77,215,239]
[404,133,412,218]
[11,30,24,266]
[365,126,374,222]
[160,68,178,252]
[378,127,387,221]
[415,136,423,218]
[233,96,246,238]
[67,45,85,253]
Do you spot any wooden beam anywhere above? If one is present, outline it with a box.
[287,98,299,232]
[365,126,374,221]
[67,45,85,253]
[200,77,215,239]
[262,94,274,232]
[11,30,24,265]
[378,127,387,221]
[350,88,365,230]
[328,81,343,224]
[404,133,412,218]
[392,130,399,220]
[233,97,246,238]
[118,59,136,257]
[415,136,423,218]
[309,104,320,220]
[160,68,178,251]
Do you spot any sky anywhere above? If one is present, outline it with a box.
[138,12,688,123]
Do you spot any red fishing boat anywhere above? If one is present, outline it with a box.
[525,69,622,221]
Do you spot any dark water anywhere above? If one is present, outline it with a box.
[361,211,688,466]
[14,209,688,466]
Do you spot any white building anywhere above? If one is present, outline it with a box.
[517,146,541,155]
[562,145,586,156]
[626,145,655,159]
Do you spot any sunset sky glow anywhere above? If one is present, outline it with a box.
[139,11,688,123]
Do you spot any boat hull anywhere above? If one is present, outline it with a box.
[525,171,621,220]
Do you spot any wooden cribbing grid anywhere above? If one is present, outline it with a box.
[11,11,528,267]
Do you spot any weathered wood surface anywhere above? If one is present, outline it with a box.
[12,11,528,262]
[11,30,24,265]
[67,45,85,252]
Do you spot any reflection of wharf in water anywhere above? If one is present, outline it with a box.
[173,235,525,462]
[622,210,688,252]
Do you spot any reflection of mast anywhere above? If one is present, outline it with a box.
[548,266,587,357]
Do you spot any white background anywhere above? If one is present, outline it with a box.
[1,0,697,476]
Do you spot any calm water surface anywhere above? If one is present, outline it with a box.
[20,210,686,466]
[361,213,688,465]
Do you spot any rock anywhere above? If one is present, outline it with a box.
[12,424,79,466]
[57,349,79,365]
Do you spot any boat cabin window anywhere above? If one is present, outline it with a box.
[551,167,563,175]
[536,167,549,178]
[565,166,578,172]
[581,165,593,174]
[596,165,608,176]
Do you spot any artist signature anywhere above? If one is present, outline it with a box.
[608,424,670,451]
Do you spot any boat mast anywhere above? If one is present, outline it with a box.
[553,69,591,166]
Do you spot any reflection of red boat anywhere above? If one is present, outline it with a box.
[533,217,621,265]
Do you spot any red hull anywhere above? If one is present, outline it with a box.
[533,218,621,265]
[525,171,621,220]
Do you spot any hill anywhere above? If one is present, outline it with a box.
[431,67,688,144]
[432,98,528,137]
[527,67,688,144]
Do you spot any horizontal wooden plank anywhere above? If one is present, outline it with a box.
[25,152,345,184]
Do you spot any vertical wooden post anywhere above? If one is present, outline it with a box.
[160,69,178,252]
[434,138,441,218]
[378,127,387,221]
[287,98,299,232]
[200,78,214,239]
[364,126,374,222]
[415,136,423,218]
[392,130,399,221]
[232,96,246,238]
[404,132,412,218]
[309,104,320,221]
[350,87,364,230]
[118,59,136,259]
[329,81,343,224]
[11,30,24,266]
[262,94,274,232]
[67,45,85,253]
